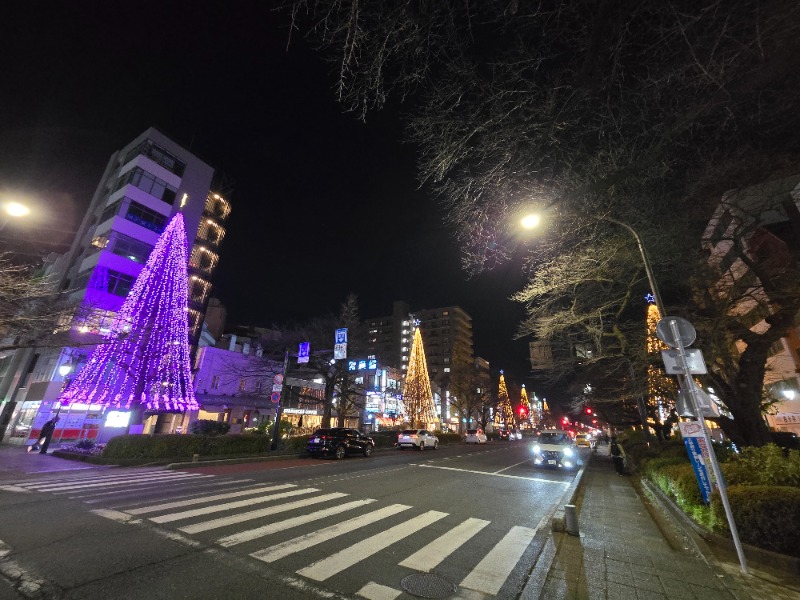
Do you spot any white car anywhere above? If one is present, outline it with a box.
[532,430,577,469]
[397,429,439,450]
[464,428,488,444]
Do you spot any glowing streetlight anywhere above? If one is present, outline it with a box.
[0,201,31,232]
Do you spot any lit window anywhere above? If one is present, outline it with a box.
[444,367,451,373]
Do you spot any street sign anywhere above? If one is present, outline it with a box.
[656,317,696,348]
[677,378,720,418]
[270,392,281,404]
[660,348,707,374]
[273,373,284,385]
[272,383,283,393]
[298,342,310,364]
[335,328,348,344]
[679,421,717,504]
[334,343,347,360]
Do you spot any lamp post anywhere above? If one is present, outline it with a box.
[521,211,660,441]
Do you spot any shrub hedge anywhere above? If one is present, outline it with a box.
[711,485,800,557]
[103,434,271,460]
[629,434,800,558]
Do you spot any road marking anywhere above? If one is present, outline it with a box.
[297,510,448,582]
[251,504,412,563]
[218,498,376,547]
[398,517,490,572]
[494,457,536,473]
[90,508,142,524]
[26,472,209,492]
[179,492,349,534]
[411,463,569,483]
[79,479,250,501]
[127,484,295,514]
[459,525,537,596]
[0,485,31,493]
[357,582,402,600]
[150,487,318,524]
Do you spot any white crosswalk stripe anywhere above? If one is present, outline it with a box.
[17,471,211,493]
[73,477,540,597]
[459,525,538,595]
[297,510,448,582]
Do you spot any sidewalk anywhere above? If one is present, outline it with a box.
[0,443,107,482]
[523,445,800,600]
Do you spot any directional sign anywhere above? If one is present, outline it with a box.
[660,348,707,374]
[298,342,310,364]
[335,328,348,344]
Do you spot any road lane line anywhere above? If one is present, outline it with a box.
[411,463,569,483]
[398,517,490,572]
[179,492,349,534]
[127,484,295,514]
[150,487,318,523]
[459,525,537,595]
[494,457,536,473]
[251,504,412,563]
[297,510,448,582]
[217,498,376,547]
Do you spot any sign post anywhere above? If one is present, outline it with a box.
[270,349,290,451]
[658,317,747,574]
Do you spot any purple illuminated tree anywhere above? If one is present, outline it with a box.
[58,213,199,413]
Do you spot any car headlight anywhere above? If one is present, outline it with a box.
[533,444,541,454]
[563,447,574,457]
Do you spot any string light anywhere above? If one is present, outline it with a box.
[402,326,437,428]
[58,214,199,412]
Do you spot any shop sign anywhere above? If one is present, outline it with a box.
[282,408,319,415]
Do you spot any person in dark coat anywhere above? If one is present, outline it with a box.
[28,417,59,454]
[610,437,625,475]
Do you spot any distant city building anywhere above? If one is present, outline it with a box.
[0,127,231,444]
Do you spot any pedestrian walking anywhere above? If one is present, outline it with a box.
[610,436,625,475]
[27,416,59,454]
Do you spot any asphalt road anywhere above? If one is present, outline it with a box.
[0,442,585,599]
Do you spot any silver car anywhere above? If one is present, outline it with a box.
[397,429,439,450]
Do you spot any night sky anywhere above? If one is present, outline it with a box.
[1,2,534,385]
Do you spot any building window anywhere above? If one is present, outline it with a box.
[114,167,178,205]
[110,233,152,264]
[125,200,168,233]
[124,139,186,177]
[87,268,135,297]
[98,200,122,224]
[239,378,247,392]
[211,375,220,389]
[444,367,451,373]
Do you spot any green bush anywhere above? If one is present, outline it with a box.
[436,433,464,445]
[711,485,800,557]
[722,444,800,487]
[103,434,270,460]
[190,420,231,436]
[285,434,312,452]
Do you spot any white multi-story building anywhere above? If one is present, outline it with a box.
[0,127,231,445]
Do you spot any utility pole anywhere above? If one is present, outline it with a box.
[270,348,290,451]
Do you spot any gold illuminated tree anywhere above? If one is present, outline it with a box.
[494,371,514,428]
[519,384,531,428]
[646,302,676,423]
[402,325,437,428]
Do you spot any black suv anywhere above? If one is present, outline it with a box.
[307,428,375,459]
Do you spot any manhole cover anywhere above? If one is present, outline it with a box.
[400,573,458,599]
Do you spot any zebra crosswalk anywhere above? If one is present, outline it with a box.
[2,470,542,598]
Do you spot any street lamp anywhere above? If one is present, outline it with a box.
[522,211,660,441]
[0,201,31,231]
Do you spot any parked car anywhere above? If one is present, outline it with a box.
[532,430,578,469]
[397,429,439,450]
[575,433,593,448]
[464,428,488,444]
[307,428,374,459]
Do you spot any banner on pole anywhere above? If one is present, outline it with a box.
[679,421,717,504]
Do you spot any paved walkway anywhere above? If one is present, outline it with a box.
[523,445,800,600]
